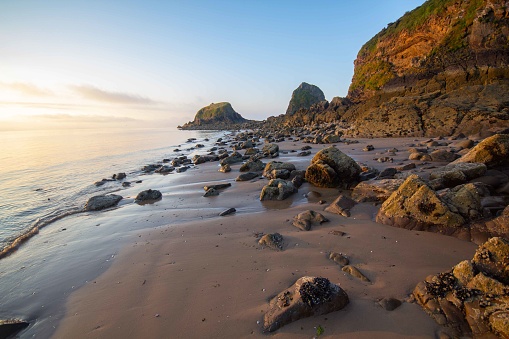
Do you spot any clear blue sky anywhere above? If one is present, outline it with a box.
[0,0,424,129]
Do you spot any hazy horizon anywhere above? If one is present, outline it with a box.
[1,0,424,130]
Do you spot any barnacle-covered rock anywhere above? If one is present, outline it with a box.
[263,276,349,332]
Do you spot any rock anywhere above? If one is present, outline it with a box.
[413,237,509,338]
[135,189,162,202]
[396,163,416,171]
[220,151,243,165]
[155,165,175,174]
[219,164,231,173]
[442,183,484,221]
[262,161,296,179]
[342,265,370,282]
[244,147,258,156]
[112,172,126,180]
[323,134,341,143]
[376,175,466,236]
[175,166,188,173]
[329,252,349,266]
[329,230,346,236]
[471,206,509,244]
[363,145,374,151]
[299,150,311,156]
[203,188,219,197]
[262,143,279,157]
[292,210,328,231]
[180,102,247,129]
[192,155,218,165]
[239,159,265,172]
[324,195,357,217]
[377,167,397,179]
[0,319,29,338]
[286,82,326,116]
[430,149,459,163]
[351,179,404,203]
[84,194,123,211]
[236,172,259,181]
[378,298,402,311]
[219,208,236,216]
[452,134,509,168]
[260,179,297,201]
[305,147,361,188]
[258,233,284,251]
[429,162,487,188]
[94,178,114,186]
[122,182,131,187]
[263,276,349,332]
[203,183,231,191]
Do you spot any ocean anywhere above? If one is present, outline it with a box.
[0,127,224,259]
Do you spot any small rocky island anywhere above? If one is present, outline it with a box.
[179,102,251,130]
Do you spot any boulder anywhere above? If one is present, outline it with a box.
[471,206,509,244]
[292,210,328,231]
[342,265,371,282]
[329,252,349,266]
[135,189,162,202]
[430,149,458,162]
[429,163,487,188]
[323,134,341,143]
[203,183,231,191]
[260,179,297,201]
[112,172,126,180]
[219,164,231,173]
[219,208,236,216]
[239,159,265,172]
[263,161,296,179]
[285,82,326,116]
[263,276,349,332]
[236,172,259,181]
[378,298,402,311]
[219,152,243,165]
[352,179,404,203]
[0,319,29,338]
[324,195,357,217]
[305,147,361,188]
[203,188,219,197]
[262,143,279,157]
[376,175,466,236]
[413,237,509,338]
[442,183,484,221]
[452,134,509,168]
[377,167,397,179]
[84,194,123,211]
[258,233,284,251]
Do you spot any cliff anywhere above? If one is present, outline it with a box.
[278,0,509,137]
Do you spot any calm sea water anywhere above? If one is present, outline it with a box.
[0,127,223,258]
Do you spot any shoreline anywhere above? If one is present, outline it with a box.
[32,134,479,338]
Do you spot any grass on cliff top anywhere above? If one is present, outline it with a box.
[195,102,236,120]
[360,0,456,56]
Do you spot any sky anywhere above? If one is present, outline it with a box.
[0,0,425,130]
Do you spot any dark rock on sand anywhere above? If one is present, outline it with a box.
[203,183,232,191]
[305,146,361,188]
[263,161,296,180]
[324,195,357,217]
[84,194,123,211]
[220,151,243,165]
[413,237,509,338]
[342,265,371,283]
[264,276,349,332]
[262,143,279,158]
[239,159,265,172]
[135,189,162,202]
[292,210,328,231]
[219,208,236,216]
[260,179,297,201]
[378,298,402,311]
[219,164,231,173]
[258,233,284,251]
[329,252,349,266]
[0,319,29,338]
[236,172,259,181]
[377,167,397,179]
[203,188,219,197]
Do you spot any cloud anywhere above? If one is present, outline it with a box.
[70,84,157,105]
[0,82,53,96]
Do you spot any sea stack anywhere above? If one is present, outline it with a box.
[180,102,248,130]
[286,82,325,116]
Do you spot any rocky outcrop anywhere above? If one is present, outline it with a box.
[180,102,251,130]
[259,179,297,201]
[305,147,361,188]
[413,237,509,338]
[84,194,123,211]
[264,276,349,332]
[452,134,509,168]
[286,82,326,116]
[265,0,509,138]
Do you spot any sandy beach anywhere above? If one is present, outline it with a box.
[49,136,478,338]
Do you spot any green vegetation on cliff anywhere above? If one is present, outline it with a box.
[193,102,246,124]
[350,0,499,99]
[286,82,326,116]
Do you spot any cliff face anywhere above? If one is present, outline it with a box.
[279,0,509,137]
[180,102,248,130]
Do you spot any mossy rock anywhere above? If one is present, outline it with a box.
[453,134,509,168]
[286,82,325,116]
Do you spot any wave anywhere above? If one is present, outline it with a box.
[0,208,81,260]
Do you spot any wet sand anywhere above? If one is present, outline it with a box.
[51,137,478,338]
